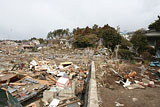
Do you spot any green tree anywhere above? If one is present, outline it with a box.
[38,38,44,44]
[149,16,160,31]
[64,28,70,36]
[120,37,132,49]
[47,32,54,39]
[30,37,37,41]
[82,26,92,35]
[92,24,98,30]
[102,28,122,50]
[47,28,71,39]
[118,37,132,59]
[130,30,148,55]
[118,49,133,60]
[73,34,98,48]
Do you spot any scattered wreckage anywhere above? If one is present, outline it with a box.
[0,58,89,107]
[96,59,160,90]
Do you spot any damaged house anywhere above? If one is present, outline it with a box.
[145,30,160,58]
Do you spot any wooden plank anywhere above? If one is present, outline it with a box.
[58,97,80,106]
[47,75,57,82]
[58,99,80,107]
[23,76,54,86]
[9,82,26,86]
[0,74,17,82]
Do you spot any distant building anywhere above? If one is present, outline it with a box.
[120,32,130,40]
[127,30,160,49]
[145,30,160,49]
[145,30,160,58]
[127,31,135,40]
[0,40,18,46]
[32,40,40,45]
[22,44,35,51]
[60,39,72,48]
[21,40,35,52]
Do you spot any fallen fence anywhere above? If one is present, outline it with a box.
[84,61,99,107]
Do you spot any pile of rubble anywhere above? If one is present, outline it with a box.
[96,60,160,90]
[0,58,89,107]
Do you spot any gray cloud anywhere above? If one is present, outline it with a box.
[0,0,160,40]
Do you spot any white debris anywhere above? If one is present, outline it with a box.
[49,99,60,107]
[115,101,124,107]
[123,79,131,87]
[132,98,138,102]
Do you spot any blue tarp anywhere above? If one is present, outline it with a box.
[150,61,160,67]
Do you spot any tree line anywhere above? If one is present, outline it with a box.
[45,15,160,59]
[47,28,70,39]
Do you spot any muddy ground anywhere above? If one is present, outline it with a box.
[99,87,160,107]
[95,59,160,107]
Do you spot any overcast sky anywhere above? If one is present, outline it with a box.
[0,0,160,40]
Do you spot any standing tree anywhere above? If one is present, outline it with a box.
[38,38,44,44]
[102,28,122,50]
[47,31,54,39]
[149,16,160,31]
[47,28,71,40]
[73,34,98,48]
[118,37,132,59]
[120,37,132,49]
[92,24,98,30]
[30,37,37,41]
[130,30,148,55]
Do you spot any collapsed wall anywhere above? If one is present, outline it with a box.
[84,61,99,107]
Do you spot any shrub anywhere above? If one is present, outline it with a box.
[31,47,37,52]
[144,60,150,65]
[118,49,133,59]
[130,60,137,64]
[141,51,151,60]
[120,37,132,49]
